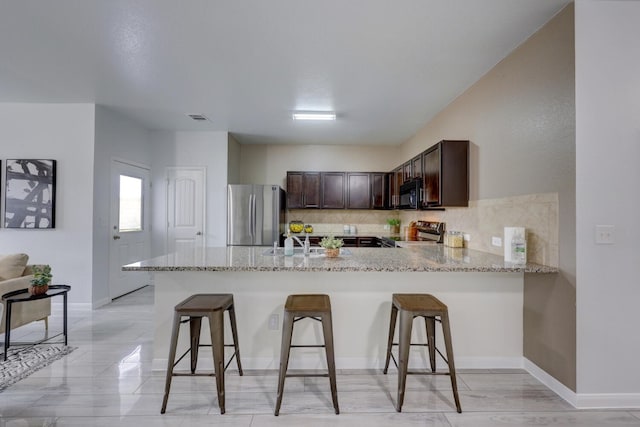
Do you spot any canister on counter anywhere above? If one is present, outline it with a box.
[445,231,464,248]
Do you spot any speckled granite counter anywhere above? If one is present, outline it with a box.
[123,245,557,273]
[134,246,555,372]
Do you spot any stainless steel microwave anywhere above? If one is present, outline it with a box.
[399,178,422,210]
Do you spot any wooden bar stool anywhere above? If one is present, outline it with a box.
[383,293,461,413]
[274,294,339,416]
[161,294,243,415]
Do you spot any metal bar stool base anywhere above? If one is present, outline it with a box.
[383,293,462,413]
[274,294,339,416]
[161,294,243,415]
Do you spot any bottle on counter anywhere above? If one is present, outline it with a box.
[284,232,294,256]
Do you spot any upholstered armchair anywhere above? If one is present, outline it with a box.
[0,254,51,334]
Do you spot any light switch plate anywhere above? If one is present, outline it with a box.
[595,225,615,244]
[491,236,502,247]
[268,314,279,330]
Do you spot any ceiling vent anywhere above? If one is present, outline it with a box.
[186,114,209,122]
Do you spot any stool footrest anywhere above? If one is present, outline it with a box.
[286,373,330,378]
[405,371,454,376]
[290,344,325,348]
[172,372,216,377]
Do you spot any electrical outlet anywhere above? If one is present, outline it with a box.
[595,225,615,244]
[491,236,502,247]
[268,314,279,330]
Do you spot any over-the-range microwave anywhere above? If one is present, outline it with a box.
[398,178,422,210]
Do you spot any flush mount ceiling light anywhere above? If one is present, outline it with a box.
[292,111,336,121]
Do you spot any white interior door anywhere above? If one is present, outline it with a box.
[109,160,151,300]
[166,167,205,253]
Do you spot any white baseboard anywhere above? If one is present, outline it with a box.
[91,298,111,309]
[524,358,577,407]
[575,393,640,409]
[524,359,640,409]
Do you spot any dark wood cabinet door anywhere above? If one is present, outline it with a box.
[347,172,370,209]
[321,172,345,209]
[422,146,441,206]
[422,140,469,207]
[371,173,388,209]
[411,154,423,179]
[302,172,321,208]
[287,171,320,208]
[392,166,403,207]
[286,172,304,208]
[340,237,357,247]
[440,140,469,206]
[402,161,412,182]
[357,237,378,247]
[309,236,321,246]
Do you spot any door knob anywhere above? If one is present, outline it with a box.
[196,232,202,236]
[113,235,121,240]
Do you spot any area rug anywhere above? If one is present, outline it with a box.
[0,344,76,391]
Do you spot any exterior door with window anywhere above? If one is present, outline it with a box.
[109,160,151,300]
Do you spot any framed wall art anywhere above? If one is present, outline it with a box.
[4,159,57,229]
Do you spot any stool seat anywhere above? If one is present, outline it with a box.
[384,293,461,413]
[161,293,242,415]
[285,294,331,314]
[275,293,339,416]
[175,294,234,313]
[392,293,447,313]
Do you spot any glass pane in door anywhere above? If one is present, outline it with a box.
[119,175,143,232]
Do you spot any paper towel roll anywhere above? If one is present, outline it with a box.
[504,227,525,262]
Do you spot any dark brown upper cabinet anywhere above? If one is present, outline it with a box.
[402,161,412,183]
[422,140,469,207]
[391,166,403,208]
[371,172,389,209]
[346,172,371,209]
[411,154,423,179]
[286,171,321,208]
[321,172,345,209]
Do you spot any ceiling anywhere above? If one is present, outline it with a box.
[0,0,570,146]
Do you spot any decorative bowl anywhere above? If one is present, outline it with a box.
[289,220,304,233]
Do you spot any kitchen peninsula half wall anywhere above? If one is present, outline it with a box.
[125,246,556,372]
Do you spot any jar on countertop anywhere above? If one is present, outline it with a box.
[445,231,464,248]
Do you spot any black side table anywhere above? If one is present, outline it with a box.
[2,284,71,361]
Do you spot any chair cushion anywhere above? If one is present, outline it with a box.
[0,253,29,281]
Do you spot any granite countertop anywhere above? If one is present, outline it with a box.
[123,245,557,273]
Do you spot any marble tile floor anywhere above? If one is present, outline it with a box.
[1,286,639,426]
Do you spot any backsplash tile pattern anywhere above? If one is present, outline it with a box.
[287,193,558,267]
[287,210,399,235]
[401,193,559,267]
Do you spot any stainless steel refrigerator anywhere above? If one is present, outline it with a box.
[227,184,286,246]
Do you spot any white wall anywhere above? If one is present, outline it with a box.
[92,106,152,307]
[0,103,95,304]
[150,131,229,253]
[576,0,640,396]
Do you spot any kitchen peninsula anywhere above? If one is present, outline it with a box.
[124,245,556,372]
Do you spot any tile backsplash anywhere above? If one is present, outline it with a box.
[287,192,558,267]
[287,209,398,235]
[401,192,559,267]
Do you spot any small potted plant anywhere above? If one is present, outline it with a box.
[387,218,401,234]
[29,264,52,296]
[320,235,344,258]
